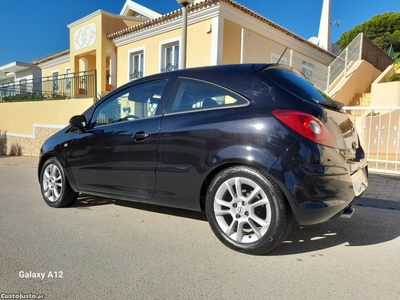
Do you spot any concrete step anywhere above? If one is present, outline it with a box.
[360,100,370,106]
[362,93,371,99]
[349,91,371,107]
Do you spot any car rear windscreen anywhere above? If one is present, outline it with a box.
[261,68,331,104]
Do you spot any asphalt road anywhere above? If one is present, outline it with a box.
[1,164,400,300]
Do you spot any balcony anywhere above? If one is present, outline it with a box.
[0,70,97,102]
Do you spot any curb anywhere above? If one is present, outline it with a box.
[354,197,400,211]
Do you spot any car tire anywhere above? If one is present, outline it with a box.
[40,157,78,208]
[206,166,293,255]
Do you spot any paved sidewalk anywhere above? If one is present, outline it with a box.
[1,155,399,210]
[0,155,39,168]
[355,173,400,210]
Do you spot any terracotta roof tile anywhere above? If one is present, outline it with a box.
[31,50,70,66]
[107,0,336,58]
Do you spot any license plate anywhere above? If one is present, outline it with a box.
[351,169,367,196]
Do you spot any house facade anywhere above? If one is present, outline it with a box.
[0,0,335,98]
[0,0,340,156]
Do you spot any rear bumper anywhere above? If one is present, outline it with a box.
[269,140,368,225]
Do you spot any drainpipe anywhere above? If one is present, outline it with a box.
[177,0,194,69]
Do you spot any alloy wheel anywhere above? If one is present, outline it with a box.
[42,164,63,202]
[213,177,272,244]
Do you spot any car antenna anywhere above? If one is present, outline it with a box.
[276,47,287,64]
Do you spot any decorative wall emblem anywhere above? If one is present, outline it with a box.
[74,23,96,50]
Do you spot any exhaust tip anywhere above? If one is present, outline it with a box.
[340,206,355,219]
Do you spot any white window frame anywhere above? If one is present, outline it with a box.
[301,60,315,80]
[51,70,60,93]
[127,46,146,82]
[65,67,71,92]
[271,52,288,65]
[159,36,181,72]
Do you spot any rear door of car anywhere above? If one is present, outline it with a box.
[68,75,177,200]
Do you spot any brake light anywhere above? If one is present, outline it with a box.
[272,110,336,148]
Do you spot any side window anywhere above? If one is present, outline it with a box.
[129,50,144,80]
[65,67,71,92]
[91,79,168,128]
[161,42,179,72]
[166,78,248,114]
[302,60,314,81]
[52,71,59,92]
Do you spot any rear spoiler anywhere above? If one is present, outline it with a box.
[254,64,307,79]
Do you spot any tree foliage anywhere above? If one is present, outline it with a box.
[336,12,400,54]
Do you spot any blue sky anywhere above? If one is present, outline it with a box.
[0,0,398,66]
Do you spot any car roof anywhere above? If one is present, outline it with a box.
[165,63,301,77]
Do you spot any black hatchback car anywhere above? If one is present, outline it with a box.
[39,64,368,254]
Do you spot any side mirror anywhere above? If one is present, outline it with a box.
[69,115,86,134]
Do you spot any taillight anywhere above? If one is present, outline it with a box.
[272,110,336,148]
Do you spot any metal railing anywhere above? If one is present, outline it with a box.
[343,106,400,174]
[129,70,143,80]
[161,63,179,73]
[241,29,366,94]
[327,33,363,92]
[0,70,97,102]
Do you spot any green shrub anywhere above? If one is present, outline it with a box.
[394,59,400,71]
[366,111,380,117]
[2,92,69,102]
[2,92,45,102]
[389,73,400,82]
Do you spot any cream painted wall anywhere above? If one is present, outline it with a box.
[371,82,400,106]
[0,98,94,135]
[69,14,106,93]
[77,54,96,71]
[371,65,400,106]
[330,60,381,106]
[186,19,212,68]
[42,61,71,78]
[223,19,242,64]
[223,19,317,66]
[375,65,396,84]
[69,14,103,71]
[116,19,212,87]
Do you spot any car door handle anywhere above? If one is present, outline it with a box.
[132,132,150,141]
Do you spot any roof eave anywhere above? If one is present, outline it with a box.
[107,0,336,59]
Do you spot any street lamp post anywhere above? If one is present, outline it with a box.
[176,0,194,69]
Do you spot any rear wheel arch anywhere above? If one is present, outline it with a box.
[200,163,242,211]
[199,162,290,212]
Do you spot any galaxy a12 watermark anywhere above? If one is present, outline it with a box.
[18,271,63,280]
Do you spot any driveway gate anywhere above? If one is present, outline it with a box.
[343,106,400,174]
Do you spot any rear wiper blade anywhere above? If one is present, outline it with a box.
[312,98,344,110]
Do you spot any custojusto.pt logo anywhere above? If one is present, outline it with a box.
[0,293,45,299]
